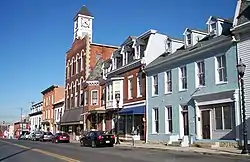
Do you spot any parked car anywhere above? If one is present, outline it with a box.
[18,135,25,140]
[31,131,43,141]
[24,132,30,140]
[39,132,53,142]
[28,132,34,140]
[80,131,115,148]
[52,132,70,143]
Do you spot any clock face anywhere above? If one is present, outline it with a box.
[81,18,90,28]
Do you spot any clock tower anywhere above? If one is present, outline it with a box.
[73,5,93,42]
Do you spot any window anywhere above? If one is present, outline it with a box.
[211,23,216,32]
[128,77,133,99]
[152,75,158,95]
[215,105,232,130]
[179,66,187,90]
[84,91,88,105]
[152,108,159,133]
[110,84,113,100]
[91,90,98,105]
[165,106,173,133]
[165,70,172,93]
[137,74,142,97]
[107,86,110,101]
[216,55,227,83]
[196,61,205,86]
[51,95,54,104]
[186,33,191,45]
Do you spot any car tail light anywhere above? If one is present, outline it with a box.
[97,135,104,140]
[111,135,115,139]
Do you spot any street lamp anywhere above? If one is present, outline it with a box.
[115,93,120,144]
[237,59,248,154]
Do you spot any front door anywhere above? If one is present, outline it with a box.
[201,110,210,139]
[183,111,189,135]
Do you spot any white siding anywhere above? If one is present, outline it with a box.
[238,33,250,117]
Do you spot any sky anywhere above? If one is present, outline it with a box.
[0,0,236,122]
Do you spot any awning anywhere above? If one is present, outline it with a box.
[61,107,84,124]
[119,105,145,115]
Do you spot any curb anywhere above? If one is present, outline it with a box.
[115,144,250,159]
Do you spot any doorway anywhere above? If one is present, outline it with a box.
[201,110,211,139]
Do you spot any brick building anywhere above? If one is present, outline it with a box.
[60,5,117,140]
[103,30,174,141]
[41,85,64,132]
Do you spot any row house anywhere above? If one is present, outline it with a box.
[53,99,64,133]
[102,30,183,141]
[29,101,43,132]
[145,16,240,145]
[60,5,117,140]
[232,0,250,137]
[82,58,106,131]
[41,85,64,133]
[13,117,30,138]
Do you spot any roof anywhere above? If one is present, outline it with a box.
[237,1,250,25]
[145,34,232,71]
[41,85,59,94]
[74,5,93,19]
[86,58,103,81]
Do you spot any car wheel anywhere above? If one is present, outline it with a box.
[91,141,96,148]
[80,140,84,147]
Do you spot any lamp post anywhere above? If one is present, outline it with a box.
[237,59,248,154]
[115,93,120,144]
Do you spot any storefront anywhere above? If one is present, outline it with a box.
[118,105,146,141]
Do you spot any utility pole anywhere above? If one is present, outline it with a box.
[20,107,23,136]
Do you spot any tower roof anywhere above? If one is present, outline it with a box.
[74,5,93,19]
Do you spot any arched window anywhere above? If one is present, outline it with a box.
[71,82,75,108]
[81,51,84,71]
[75,80,79,107]
[67,84,71,109]
[72,57,75,75]
[76,54,79,74]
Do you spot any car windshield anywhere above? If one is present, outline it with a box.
[44,132,53,135]
[26,132,30,135]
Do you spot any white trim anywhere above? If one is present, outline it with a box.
[128,75,133,79]
[123,102,146,109]
[197,98,233,106]
[90,90,98,106]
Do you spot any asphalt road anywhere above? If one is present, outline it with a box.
[0,139,249,162]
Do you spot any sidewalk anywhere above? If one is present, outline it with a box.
[115,142,248,158]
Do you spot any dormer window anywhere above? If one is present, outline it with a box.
[164,38,171,53]
[186,33,192,45]
[210,23,217,35]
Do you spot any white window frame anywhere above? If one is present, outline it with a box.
[214,105,232,130]
[128,76,133,99]
[165,106,173,134]
[196,61,205,87]
[84,91,88,106]
[165,70,172,93]
[137,74,142,97]
[210,22,217,34]
[186,33,192,45]
[152,75,158,96]
[152,108,159,134]
[179,66,187,91]
[91,90,98,106]
[215,55,227,84]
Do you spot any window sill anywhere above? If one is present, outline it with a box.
[128,97,133,100]
[164,92,172,95]
[151,95,159,98]
[151,133,159,135]
[196,85,206,88]
[137,95,142,98]
[216,81,228,85]
[165,132,172,135]
[179,89,187,92]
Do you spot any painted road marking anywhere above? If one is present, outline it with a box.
[0,140,80,162]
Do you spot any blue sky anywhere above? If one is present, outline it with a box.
[0,0,236,122]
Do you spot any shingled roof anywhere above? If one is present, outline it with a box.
[237,0,250,25]
[86,58,103,81]
[74,5,93,19]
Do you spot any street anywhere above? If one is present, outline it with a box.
[0,139,249,162]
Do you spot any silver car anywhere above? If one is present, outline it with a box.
[40,132,53,142]
[31,131,43,141]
